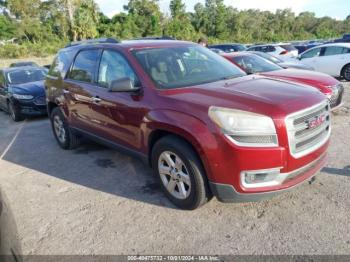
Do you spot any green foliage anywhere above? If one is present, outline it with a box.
[0,0,350,58]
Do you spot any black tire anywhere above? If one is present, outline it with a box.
[8,101,24,122]
[152,135,211,210]
[50,107,80,150]
[341,64,350,81]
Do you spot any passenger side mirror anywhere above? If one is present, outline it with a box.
[109,77,140,92]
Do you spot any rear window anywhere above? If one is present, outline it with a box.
[279,45,297,51]
[231,54,282,73]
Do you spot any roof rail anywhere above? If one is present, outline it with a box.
[132,36,176,41]
[65,38,119,48]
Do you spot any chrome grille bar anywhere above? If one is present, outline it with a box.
[285,100,331,159]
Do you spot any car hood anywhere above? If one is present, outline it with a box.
[259,69,339,95]
[162,75,326,119]
[9,81,45,96]
[278,61,314,71]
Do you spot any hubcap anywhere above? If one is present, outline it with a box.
[53,115,66,144]
[344,66,350,80]
[158,151,191,200]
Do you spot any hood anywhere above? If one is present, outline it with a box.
[9,81,45,96]
[161,75,326,119]
[259,69,339,95]
[278,61,314,71]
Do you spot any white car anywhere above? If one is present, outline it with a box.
[247,43,298,58]
[298,43,350,80]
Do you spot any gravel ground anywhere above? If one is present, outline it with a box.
[0,82,349,255]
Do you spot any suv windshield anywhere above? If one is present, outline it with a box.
[6,69,47,85]
[133,45,246,89]
[231,54,282,73]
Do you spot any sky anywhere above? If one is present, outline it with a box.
[95,0,350,20]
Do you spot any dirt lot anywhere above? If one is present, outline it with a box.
[0,82,349,255]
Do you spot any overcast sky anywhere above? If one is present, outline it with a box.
[95,0,349,20]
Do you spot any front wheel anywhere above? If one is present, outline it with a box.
[8,102,24,122]
[342,64,350,81]
[50,107,80,150]
[152,135,211,210]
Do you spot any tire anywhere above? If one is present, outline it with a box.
[341,64,350,81]
[50,107,80,150]
[8,101,24,122]
[152,135,211,210]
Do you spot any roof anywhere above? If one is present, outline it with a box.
[1,66,46,73]
[315,42,350,48]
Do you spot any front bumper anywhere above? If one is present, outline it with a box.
[12,98,47,116]
[210,152,327,202]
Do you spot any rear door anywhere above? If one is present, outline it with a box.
[316,46,349,76]
[64,48,102,131]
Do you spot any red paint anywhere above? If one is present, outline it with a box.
[46,41,330,197]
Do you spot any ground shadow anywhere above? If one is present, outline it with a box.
[322,166,350,177]
[1,117,174,209]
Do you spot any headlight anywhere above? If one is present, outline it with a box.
[208,106,278,147]
[13,94,34,100]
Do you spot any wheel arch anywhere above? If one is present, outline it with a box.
[341,63,350,78]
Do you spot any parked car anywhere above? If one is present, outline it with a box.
[298,43,350,80]
[248,51,314,70]
[9,61,39,68]
[209,48,224,54]
[0,66,48,121]
[208,43,247,53]
[334,34,350,43]
[0,189,22,262]
[247,43,298,58]
[222,52,344,109]
[46,39,330,209]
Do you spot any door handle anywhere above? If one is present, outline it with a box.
[91,96,102,103]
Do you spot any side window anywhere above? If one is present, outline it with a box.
[342,48,350,54]
[98,50,138,88]
[49,50,75,78]
[301,48,321,59]
[323,46,345,56]
[267,46,276,52]
[68,49,100,83]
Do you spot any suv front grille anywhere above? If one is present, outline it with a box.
[329,84,344,108]
[285,101,331,158]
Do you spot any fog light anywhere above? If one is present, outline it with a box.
[241,168,281,188]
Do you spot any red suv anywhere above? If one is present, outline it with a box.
[45,39,330,209]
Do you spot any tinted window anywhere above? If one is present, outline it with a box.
[279,45,297,51]
[343,48,350,53]
[231,54,282,73]
[49,50,75,78]
[98,50,138,88]
[133,45,246,89]
[323,46,345,56]
[6,69,47,85]
[301,48,321,59]
[68,49,100,83]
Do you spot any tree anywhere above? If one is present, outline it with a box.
[0,15,16,39]
[73,0,99,40]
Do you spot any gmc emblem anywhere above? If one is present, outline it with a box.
[307,115,326,129]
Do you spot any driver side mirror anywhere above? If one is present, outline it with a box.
[297,55,302,60]
[109,77,140,92]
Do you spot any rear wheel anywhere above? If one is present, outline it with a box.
[342,64,350,81]
[152,135,211,210]
[8,101,24,122]
[50,107,80,150]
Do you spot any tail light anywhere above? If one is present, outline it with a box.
[280,50,288,55]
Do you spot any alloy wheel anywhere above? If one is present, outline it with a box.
[53,115,66,144]
[344,66,350,80]
[158,151,191,200]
